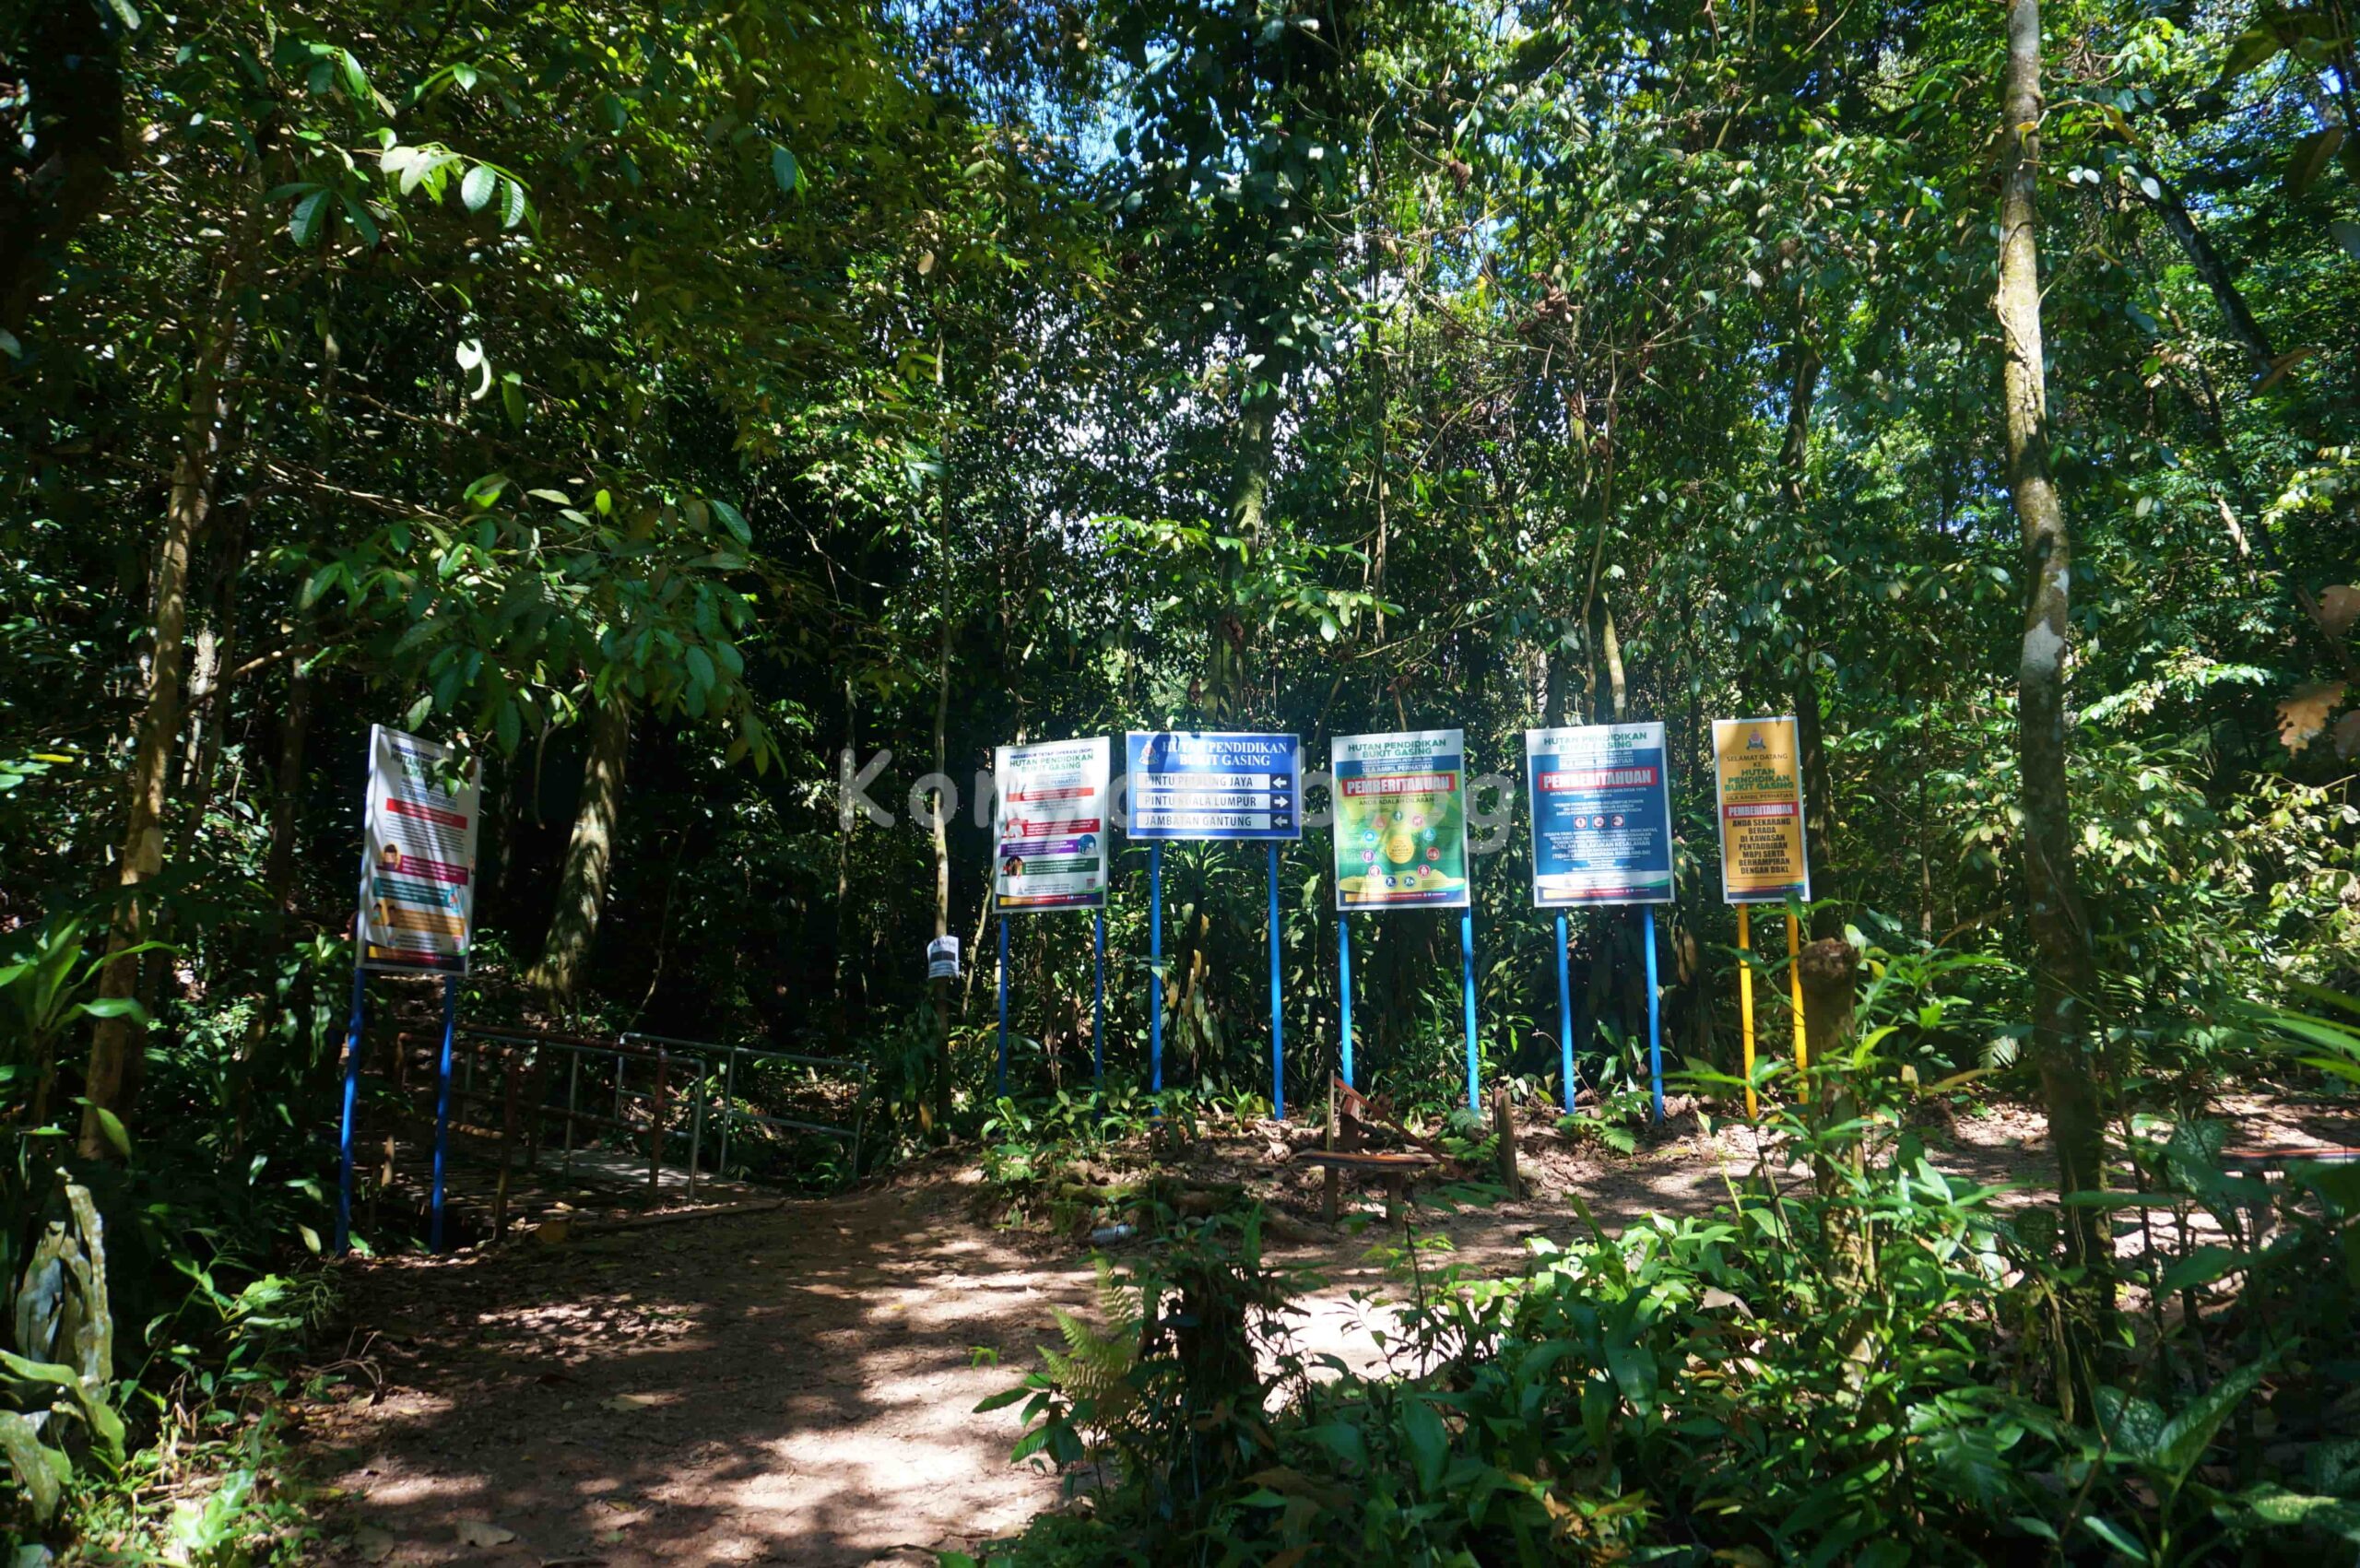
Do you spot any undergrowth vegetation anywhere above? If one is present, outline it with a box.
[970,995,2360,1564]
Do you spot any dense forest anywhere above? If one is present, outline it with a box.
[2,0,2357,1558]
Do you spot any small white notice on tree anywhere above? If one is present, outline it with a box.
[926,935,961,980]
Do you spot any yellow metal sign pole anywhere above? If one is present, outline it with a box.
[1787,910,1807,1073]
[1737,903,1757,1118]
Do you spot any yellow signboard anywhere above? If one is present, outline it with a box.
[1712,716,1811,903]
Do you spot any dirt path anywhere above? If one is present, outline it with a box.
[301,1108,2054,1565]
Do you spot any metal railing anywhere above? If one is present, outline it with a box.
[376,1025,866,1233]
[451,1028,711,1207]
[620,1032,869,1187]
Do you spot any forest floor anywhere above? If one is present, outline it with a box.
[294,1091,2339,1567]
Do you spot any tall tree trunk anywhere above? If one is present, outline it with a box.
[260,619,313,932]
[1210,382,1280,717]
[175,501,251,868]
[2130,162,2278,379]
[927,610,954,1133]
[831,675,858,1046]
[528,690,631,1013]
[1999,0,2111,1303]
[80,223,254,1159]
[1596,601,1628,722]
[1781,338,1843,937]
[260,316,338,943]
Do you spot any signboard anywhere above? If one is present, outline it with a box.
[926,935,961,980]
[1526,722,1674,906]
[1124,732,1301,841]
[356,725,480,973]
[1712,716,1811,902]
[1332,729,1471,909]
[993,737,1112,913]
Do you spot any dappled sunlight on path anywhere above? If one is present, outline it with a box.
[302,1107,2061,1564]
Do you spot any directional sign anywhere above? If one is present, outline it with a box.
[994,737,1112,913]
[1713,716,1811,903]
[1332,729,1470,909]
[356,725,480,974]
[1526,722,1674,906]
[1124,732,1302,842]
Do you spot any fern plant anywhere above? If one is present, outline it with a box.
[976,1258,1143,1488]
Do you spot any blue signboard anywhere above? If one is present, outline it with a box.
[1525,721,1674,906]
[1124,732,1301,841]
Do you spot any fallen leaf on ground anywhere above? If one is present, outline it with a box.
[602,1392,668,1410]
[455,1520,518,1547]
[353,1526,396,1563]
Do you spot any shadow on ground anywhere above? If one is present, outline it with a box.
[304,1106,2071,1566]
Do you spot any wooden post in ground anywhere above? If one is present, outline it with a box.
[1797,938,1863,1268]
[1797,939,1859,1099]
[492,1048,520,1242]
[1323,1076,1339,1222]
[1492,1080,1521,1200]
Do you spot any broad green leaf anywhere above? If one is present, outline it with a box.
[462,164,498,213]
[2287,126,2347,197]
[2080,1515,2145,1558]
[0,1411,62,1523]
[88,1104,132,1160]
[2157,1244,2243,1294]
[2215,25,2287,82]
[289,189,331,245]
[710,498,751,544]
[2155,1357,2272,1480]
[772,146,800,193]
[75,997,147,1022]
[340,194,380,248]
[1401,1395,1446,1491]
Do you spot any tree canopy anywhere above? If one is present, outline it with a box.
[0,0,2356,1550]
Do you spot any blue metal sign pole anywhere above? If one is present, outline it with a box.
[1092,907,1105,1083]
[1149,843,1164,1093]
[1267,840,1284,1118]
[429,973,459,1252]
[334,964,367,1255]
[996,916,1010,1094]
[1337,914,1354,1091]
[1644,908,1665,1124]
[1555,912,1575,1113]
[1459,907,1480,1113]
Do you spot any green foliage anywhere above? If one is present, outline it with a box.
[1,0,2356,1548]
[979,1054,2360,1563]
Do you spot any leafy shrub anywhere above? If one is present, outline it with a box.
[975,1040,2360,1564]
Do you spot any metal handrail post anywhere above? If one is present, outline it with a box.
[687,1068,704,1202]
[719,1047,738,1173]
[563,1052,580,1173]
[846,1060,869,1188]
